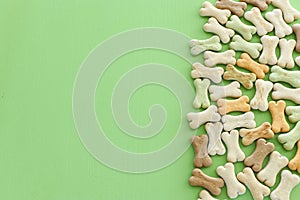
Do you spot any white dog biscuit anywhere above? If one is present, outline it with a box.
[198,190,217,200]
[187,105,221,129]
[259,35,279,65]
[250,79,273,112]
[278,39,296,69]
[222,130,245,163]
[204,17,235,43]
[204,50,236,67]
[191,62,224,83]
[209,81,242,102]
[286,106,300,123]
[272,0,300,23]
[265,9,293,38]
[222,112,256,132]
[206,122,226,156]
[200,1,231,25]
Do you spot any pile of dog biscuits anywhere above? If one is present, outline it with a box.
[187,0,300,199]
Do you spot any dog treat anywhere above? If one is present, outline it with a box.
[187,105,221,129]
[296,56,300,66]
[191,62,224,83]
[278,121,300,151]
[239,122,274,146]
[203,17,235,43]
[250,79,273,112]
[269,101,290,133]
[215,0,247,17]
[209,81,242,102]
[289,141,300,173]
[206,122,226,156]
[222,130,245,162]
[216,163,246,199]
[190,36,222,56]
[269,65,300,87]
[277,39,296,69]
[222,112,256,132]
[237,53,269,79]
[272,0,300,23]
[265,9,293,38]
[259,35,279,65]
[237,167,270,200]
[204,50,236,67]
[217,96,250,115]
[223,64,256,89]
[198,190,217,200]
[272,83,300,104]
[257,151,289,187]
[241,0,270,11]
[244,7,273,36]
[191,135,212,168]
[293,24,300,53]
[226,15,256,41]
[286,106,300,123]
[230,35,263,59]
[189,168,224,196]
[244,139,275,172]
[199,1,231,25]
[193,79,210,109]
[270,170,300,200]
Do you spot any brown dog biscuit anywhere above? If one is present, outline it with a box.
[269,100,290,133]
[216,0,247,17]
[244,139,274,172]
[189,168,224,196]
[191,135,212,168]
[240,0,270,11]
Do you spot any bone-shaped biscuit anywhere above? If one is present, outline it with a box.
[189,168,224,196]
[190,36,222,56]
[277,39,296,69]
[270,170,300,200]
[278,121,300,151]
[286,106,300,123]
[272,0,300,23]
[289,141,300,173]
[237,53,269,79]
[244,139,275,172]
[269,65,300,87]
[198,190,217,200]
[199,1,231,25]
[244,7,273,36]
[239,122,274,146]
[217,96,251,115]
[191,62,224,83]
[293,24,300,53]
[193,79,210,109]
[223,64,256,89]
[272,83,300,104]
[222,130,245,162]
[226,15,256,41]
[209,81,242,102]
[187,105,221,129]
[217,163,246,199]
[222,112,256,132]
[191,135,212,168]
[265,9,293,38]
[241,0,270,11]
[204,50,236,67]
[259,35,279,65]
[206,122,226,156]
[203,17,235,44]
[215,0,247,17]
[257,151,289,187]
[297,56,300,67]
[250,79,273,112]
[230,35,262,59]
[269,101,290,133]
[237,167,270,200]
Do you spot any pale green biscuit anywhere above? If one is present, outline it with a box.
[190,36,222,56]
[278,121,300,150]
[230,35,262,59]
[269,65,300,87]
[226,15,256,41]
[193,79,210,109]
[286,106,300,123]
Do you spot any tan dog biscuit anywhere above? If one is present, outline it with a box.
[209,81,242,102]
[206,122,226,156]
[241,0,270,11]
[289,141,300,173]
[204,50,236,67]
[191,135,212,168]
[217,96,251,115]
[215,0,247,17]
[257,151,289,187]
[293,24,300,53]
[269,101,290,133]
[223,64,256,89]
[244,139,275,172]
[222,130,245,162]
[250,79,273,112]
[237,53,269,79]
[200,1,231,25]
[239,122,274,146]
[237,167,270,200]
[189,168,224,196]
